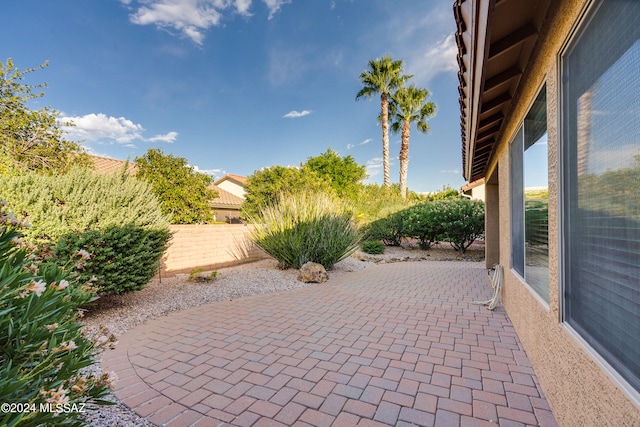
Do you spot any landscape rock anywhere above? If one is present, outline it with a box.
[297,262,329,283]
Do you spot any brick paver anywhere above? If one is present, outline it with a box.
[102,261,558,426]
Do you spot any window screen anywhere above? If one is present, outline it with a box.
[563,0,640,393]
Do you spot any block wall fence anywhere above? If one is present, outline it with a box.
[159,224,270,277]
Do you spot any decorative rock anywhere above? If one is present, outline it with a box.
[297,262,329,283]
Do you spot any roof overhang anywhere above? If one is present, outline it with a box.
[454,0,551,182]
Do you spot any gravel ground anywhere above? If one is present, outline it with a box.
[82,242,484,426]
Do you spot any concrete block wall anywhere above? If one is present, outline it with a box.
[160,224,270,277]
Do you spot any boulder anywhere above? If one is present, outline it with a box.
[297,262,329,283]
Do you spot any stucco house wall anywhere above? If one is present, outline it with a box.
[456,0,640,425]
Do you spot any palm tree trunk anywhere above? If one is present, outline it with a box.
[398,119,411,198]
[380,93,391,187]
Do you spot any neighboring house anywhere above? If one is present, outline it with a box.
[454,0,639,425]
[460,178,485,201]
[208,184,244,223]
[89,155,245,223]
[213,173,247,199]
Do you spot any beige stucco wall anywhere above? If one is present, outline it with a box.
[160,224,269,277]
[488,0,640,425]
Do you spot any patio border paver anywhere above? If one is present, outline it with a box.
[102,261,558,426]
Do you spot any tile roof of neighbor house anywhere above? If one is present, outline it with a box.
[90,155,138,175]
[213,173,247,186]
[208,184,244,208]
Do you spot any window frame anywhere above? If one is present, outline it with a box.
[509,84,550,306]
[558,0,640,404]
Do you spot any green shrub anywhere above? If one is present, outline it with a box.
[188,268,218,283]
[48,225,171,295]
[0,167,169,245]
[361,240,385,254]
[402,202,444,249]
[353,184,409,224]
[249,192,360,269]
[363,211,405,246]
[0,205,115,427]
[437,198,485,253]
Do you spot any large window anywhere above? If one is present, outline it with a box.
[511,86,549,303]
[562,0,640,394]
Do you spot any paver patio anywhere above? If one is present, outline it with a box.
[102,261,558,426]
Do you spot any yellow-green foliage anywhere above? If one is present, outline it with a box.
[1,167,169,245]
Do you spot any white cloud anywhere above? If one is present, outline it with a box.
[407,33,458,86]
[60,113,178,145]
[192,165,225,179]
[147,131,178,143]
[121,0,290,44]
[379,3,457,87]
[440,169,460,174]
[283,109,312,118]
[347,138,372,150]
[365,157,383,177]
[263,0,291,20]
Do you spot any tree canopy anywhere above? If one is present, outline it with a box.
[242,165,333,219]
[242,149,368,219]
[303,148,367,202]
[135,148,217,224]
[390,85,436,198]
[0,58,89,176]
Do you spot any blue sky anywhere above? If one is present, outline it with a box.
[3,0,465,193]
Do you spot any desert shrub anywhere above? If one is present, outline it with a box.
[0,205,115,427]
[353,184,409,224]
[422,185,463,202]
[363,210,405,246]
[48,225,171,295]
[0,166,169,245]
[361,240,385,254]
[437,198,485,253]
[188,268,218,283]
[402,202,444,249]
[248,192,360,269]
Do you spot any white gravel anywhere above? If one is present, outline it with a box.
[81,244,483,426]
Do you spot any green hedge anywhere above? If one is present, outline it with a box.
[368,198,485,253]
[1,167,171,294]
[0,167,168,245]
[49,225,171,295]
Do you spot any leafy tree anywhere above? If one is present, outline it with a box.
[242,165,333,219]
[0,58,89,176]
[356,56,411,187]
[135,148,217,224]
[303,148,367,202]
[390,85,436,198]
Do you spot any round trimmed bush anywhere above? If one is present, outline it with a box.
[361,240,385,254]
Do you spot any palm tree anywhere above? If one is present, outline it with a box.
[356,57,411,187]
[390,85,436,198]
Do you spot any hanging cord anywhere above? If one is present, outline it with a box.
[472,264,503,310]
